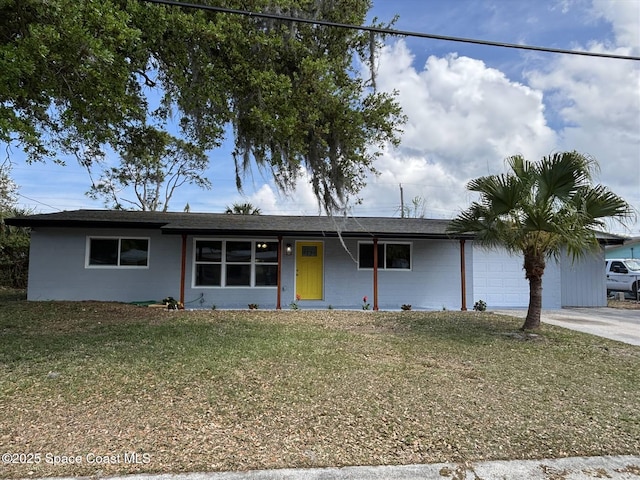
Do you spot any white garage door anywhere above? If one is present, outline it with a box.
[472,247,529,308]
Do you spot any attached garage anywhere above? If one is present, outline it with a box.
[472,247,530,308]
[471,240,619,309]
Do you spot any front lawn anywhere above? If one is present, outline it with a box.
[1,291,639,478]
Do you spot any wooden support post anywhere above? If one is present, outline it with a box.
[460,239,467,311]
[373,237,379,311]
[277,236,283,310]
[180,234,187,306]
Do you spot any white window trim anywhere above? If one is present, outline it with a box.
[192,238,279,288]
[357,241,412,271]
[85,236,150,269]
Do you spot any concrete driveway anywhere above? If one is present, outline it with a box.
[495,307,640,346]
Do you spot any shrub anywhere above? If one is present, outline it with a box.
[473,300,487,312]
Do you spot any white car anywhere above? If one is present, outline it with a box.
[606,258,640,295]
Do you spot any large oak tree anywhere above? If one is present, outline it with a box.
[1,0,404,211]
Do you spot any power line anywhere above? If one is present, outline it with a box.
[17,194,63,212]
[139,0,640,62]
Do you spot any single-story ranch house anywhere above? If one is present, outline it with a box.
[6,210,623,310]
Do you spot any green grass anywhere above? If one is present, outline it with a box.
[1,290,639,478]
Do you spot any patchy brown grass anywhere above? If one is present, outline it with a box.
[608,298,640,310]
[1,291,639,478]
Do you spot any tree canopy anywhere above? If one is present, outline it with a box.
[225,202,262,215]
[84,125,211,211]
[0,164,29,288]
[447,151,633,330]
[1,0,404,212]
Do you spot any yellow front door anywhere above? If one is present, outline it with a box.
[296,241,323,300]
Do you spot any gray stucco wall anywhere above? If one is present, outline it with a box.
[561,248,607,307]
[472,247,529,308]
[27,227,181,302]
[28,227,602,309]
[26,229,472,309]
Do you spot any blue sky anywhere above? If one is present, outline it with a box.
[8,0,640,235]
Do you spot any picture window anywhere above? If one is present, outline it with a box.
[194,240,279,287]
[358,242,411,270]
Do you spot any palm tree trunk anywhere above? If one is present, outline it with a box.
[522,250,545,330]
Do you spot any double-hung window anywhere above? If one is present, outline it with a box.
[86,237,149,268]
[194,239,278,287]
[358,242,411,270]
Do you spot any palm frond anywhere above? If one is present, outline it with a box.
[449,150,632,262]
[506,154,532,181]
[448,203,520,252]
[574,184,635,224]
[535,151,593,203]
[466,174,525,216]
[447,202,491,235]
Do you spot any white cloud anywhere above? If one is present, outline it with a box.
[591,0,640,53]
[526,0,640,231]
[241,173,322,215]
[247,184,279,213]
[344,0,638,235]
[345,40,557,217]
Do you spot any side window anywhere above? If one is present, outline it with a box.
[89,238,119,266]
[87,237,149,268]
[119,239,149,266]
[611,261,628,274]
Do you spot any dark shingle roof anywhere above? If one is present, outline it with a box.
[7,210,626,244]
[5,209,465,239]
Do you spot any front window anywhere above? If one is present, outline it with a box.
[226,241,252,286]
[358,242,411,270]
[194,239,279,287]
[87,237,149,268]
[195,241,222,286]
[624,259,640,271]
[255,242,279,286]
[385,244,411,269]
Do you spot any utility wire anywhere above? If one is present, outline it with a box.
[17,194,62,212]
[139,0,640,62]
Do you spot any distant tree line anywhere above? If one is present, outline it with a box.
[0,166,29,288]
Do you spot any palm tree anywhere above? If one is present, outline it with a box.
[447,151,633,330]
[225,202,261,215]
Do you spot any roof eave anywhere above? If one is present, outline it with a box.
[5,218,168,229]
[160,226,471,240]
